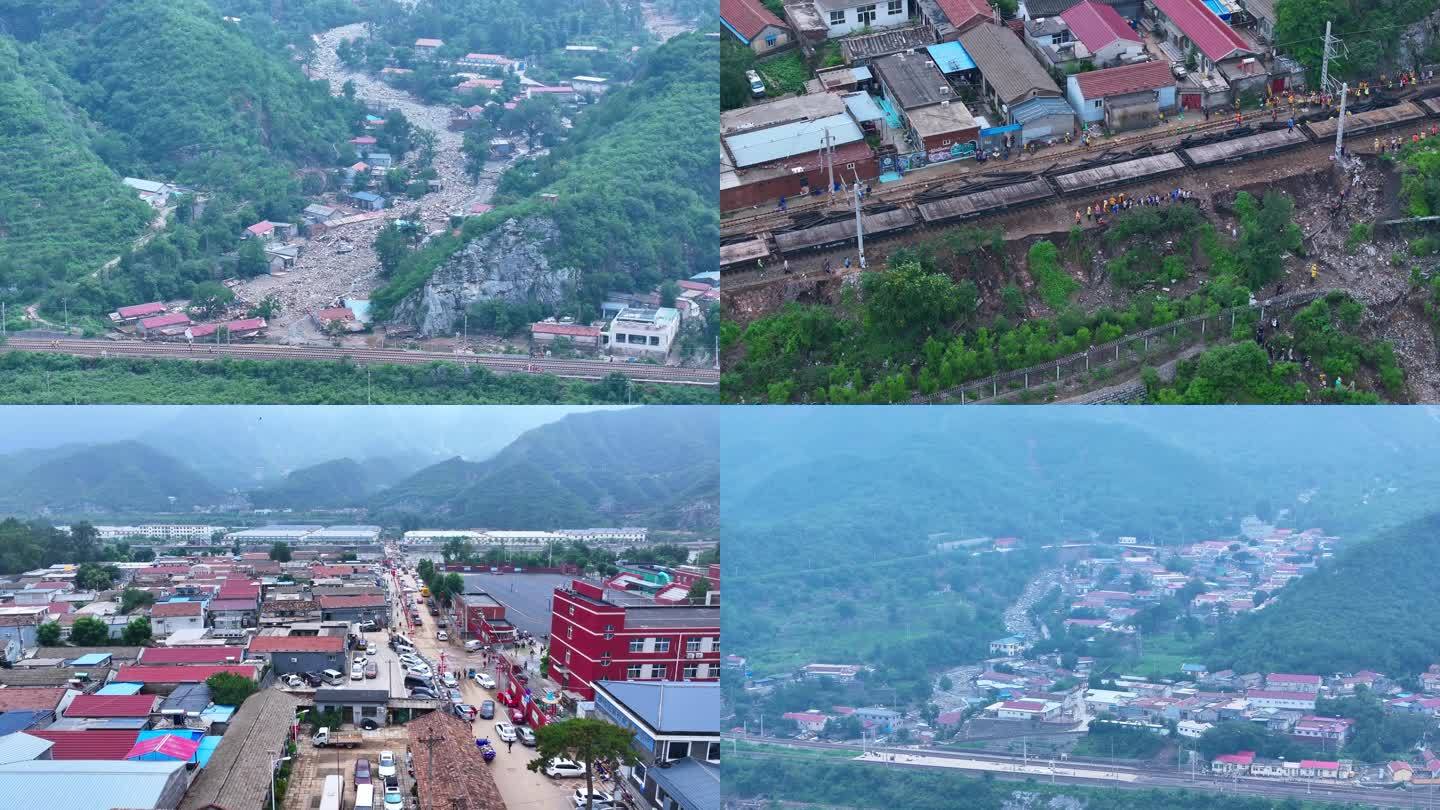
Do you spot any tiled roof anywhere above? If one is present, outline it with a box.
[1151,0,1254,63]
[65,694,159,718]
[1074,61,1175,99]
[117,302,166,319]
[138,646,244,665]
[116,665,257,684]
[29,729,140,760]
[1061,1,1141,51]
[532,322,602,338]
[0,687,65,712]
[935,0,996,32]
[248,635,345,654]
[150,601,203,617]
[720,0,787,41]
[180,690,300,810]
[957,23,1062,106]
[407,712,506,810]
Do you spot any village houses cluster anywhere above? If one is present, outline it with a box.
[720,0,1305,212]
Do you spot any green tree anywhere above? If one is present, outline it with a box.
[75,562,115,591]
[36,621,62,647]
[374,225,409,276]
[70,615,110,646]
[659,280,681,307]
[121,616,152,645]
[1234,191,1302,290]
[237,238,270,278]
[206,671,258,706]
[686,577,712,603]
[121,587,156,614]
[249,293,282,320]
[526,718,637,809]
[269,542,292,562]
[861,261,962,341]
[189,281,234,317]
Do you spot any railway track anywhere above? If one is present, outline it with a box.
[0,338,720,386]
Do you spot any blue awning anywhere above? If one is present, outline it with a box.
[980,123,1022,136]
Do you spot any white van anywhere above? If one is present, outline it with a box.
[354,784,375,810]
[322,668,346,686]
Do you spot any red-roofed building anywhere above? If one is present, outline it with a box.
[1298,760,1342,778]
[317,595,388,626]
[993,699,1061,720]
[929,0,997,38]
[139,312,192,336]
[1246,689,1316,710]
[1292,715,1354,744]
[65,694,161,719]
[248,635,346,654]
[1388,761,1414,782]
[313,307,360,333]
[116,664,258,687]
[0,687,66,713]
[1150,0,1254,70]
[531,321,603,350]
[1067,61,1177,132]
[188,318,268,340]
[244,220,277,238]
[721,0,792,54]
[117,302,167,321]
[349,135,377,146]
[1266,673,1321,693]
[29,730,141,760]
[782,710,829,732]
[149,601,204,635]
[1059,2,1143,65]
[415,37,444,52]
[1212,750,1255,774]
[138,646,244,666]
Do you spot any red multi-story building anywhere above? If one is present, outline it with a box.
[548,580,719,700]
[454,590,515,644]
[669,563,720,592]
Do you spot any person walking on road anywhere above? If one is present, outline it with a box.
[506,738,514,752]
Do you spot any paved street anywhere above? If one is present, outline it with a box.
[383,560,575,810]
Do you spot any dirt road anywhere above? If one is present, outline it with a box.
[236,22,507,344]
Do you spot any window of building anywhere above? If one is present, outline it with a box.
[888,0,903,14]
[630,762,647,787]
[684,664,699,678]
[686,638,701,653]
[629,639,645,653]
[829,9,845,26]
[765,34,777,46]
[568,605,574,616]
[668,741,690,760]
[565,651,572,664]
[707,742,721,762]
[627,664,644,678]
[567,626,573,639]
[942,139,951,146]
[845,162,855,169]
[655,639,670,652]
[600,653,611,666]
[603,623,614,640]
[649,336,659,346]
[361,706,377,717]
[857,4,877,24]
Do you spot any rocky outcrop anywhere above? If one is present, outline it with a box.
[390,216,580,336]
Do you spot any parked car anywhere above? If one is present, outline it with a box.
[378,750,397,779]
[359,718,381,731]
[353,655,368,665]
[746,69,765,98]
[517,726,536,747]
[441,673,459,689]
[406,664,432,677]
[545,758,588,778]
[509,707,525,725]
[493,722,517,742]
[447,688,464,704]
[350,665,365,681]
[478,700,495,719]
[365,662,378,679]
[358,620,379,632]
[383,785,403,810]
[355,758,372,785]
[302,671,325,687]
[573,788,614,808]
[365,641,377,654]
[454,703,478,721]
[473,672,496,689]
[409,689,436,699]
[436,630,448,641]
[281,674,305,688]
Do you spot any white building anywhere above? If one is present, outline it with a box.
[571,75,609,94]
[149,601,205,636]
[402,530,487,545]
[603,307,680,360]
[304,526,383,545]
[89,524,226,541]
[560,528,649,543]
[224,525,318,545]
[989,699,1063,721]
[814,0,912,37]
[483,531,567,546]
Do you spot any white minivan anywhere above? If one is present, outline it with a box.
[354,784,375,810]
[322,668,346,686]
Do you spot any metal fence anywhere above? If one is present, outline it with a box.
[912,287,1336,404]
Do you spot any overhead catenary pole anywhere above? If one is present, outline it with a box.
[825,127,835,197]
[1335,82,1349,162]
[853,180,866,270]
[1319,21,1333,97]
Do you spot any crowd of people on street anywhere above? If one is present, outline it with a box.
[1078,187,1196,226]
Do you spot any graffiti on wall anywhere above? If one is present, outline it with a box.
[881,141,977,175]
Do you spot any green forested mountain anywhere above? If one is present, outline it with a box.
[0,441,223,514]
[1207,512,1440,676]
[0,37,153,305]
[367,406,719,529]
[0,0,359,314]
[247,458,380,510]
[372,31,718,316]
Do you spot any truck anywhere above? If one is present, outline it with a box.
[312,727,363,749]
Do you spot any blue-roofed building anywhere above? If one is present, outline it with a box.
[0,710,49,738]
[593,681,718,810]
[0,759,188,809]
[96,683,144,696]
[926,42,977,75]
[721,92,879,210]
[69,653,113,668]
[347,191,386,211]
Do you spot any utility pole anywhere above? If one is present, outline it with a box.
[62,298,69,333]
[824,127,835,197]
[1319,21,1334,97]
[853,179,866,270]
[417,731,444,810]
[1335,82,1349,163]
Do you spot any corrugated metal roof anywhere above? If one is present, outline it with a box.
[0,731,53,764]
[842,92,886,123]
[1073,60,1175,98]
[28,730,140,760]
[594,681,718,734]
[926,41,977,73]
[65,695,158,718]
[0,759,185,810]
[724,113,864,168]
[1151,0,1253,63]
[648,758,720,810]
[1061,1,1142,51]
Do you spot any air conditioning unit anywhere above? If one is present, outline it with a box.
[686,652,702,659]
